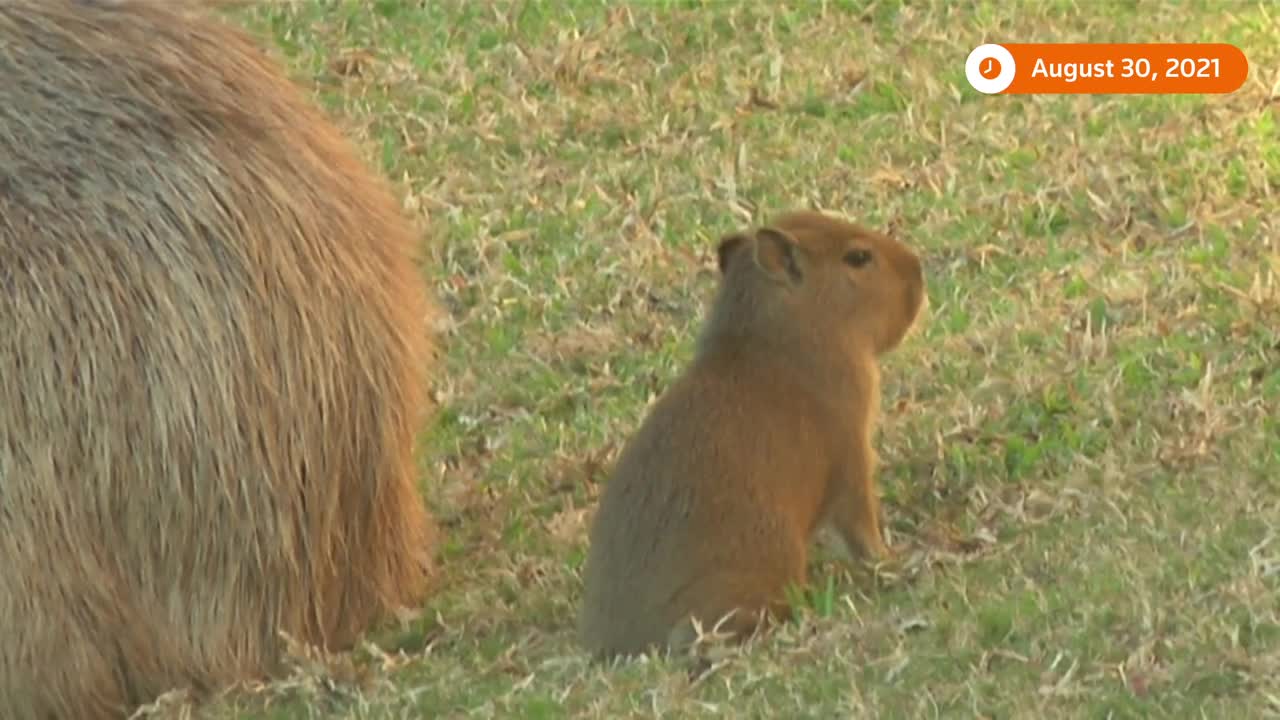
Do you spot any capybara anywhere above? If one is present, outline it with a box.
[0,1,440,717]
[578,209,927,659]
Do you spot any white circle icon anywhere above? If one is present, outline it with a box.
[965,44,1016,94]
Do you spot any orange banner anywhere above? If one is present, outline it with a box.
[965,43,1248,95]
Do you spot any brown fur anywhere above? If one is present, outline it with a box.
[577,209,927,659]
[0,1,440,717]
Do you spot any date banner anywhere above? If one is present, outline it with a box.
[965,43,1248,95]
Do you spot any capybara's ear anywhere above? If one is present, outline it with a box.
[752,227,803,285]
[716,232,750,275]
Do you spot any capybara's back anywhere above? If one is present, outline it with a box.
[0,1,439,717]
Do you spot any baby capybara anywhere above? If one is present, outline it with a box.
[578,210,927,659]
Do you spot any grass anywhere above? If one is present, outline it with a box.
[141,1,1278,717]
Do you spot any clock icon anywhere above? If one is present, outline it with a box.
[966,44,1017,94]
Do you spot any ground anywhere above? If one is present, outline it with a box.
[139,1,1279,717]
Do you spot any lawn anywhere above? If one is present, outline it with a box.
[145,1,1279,717]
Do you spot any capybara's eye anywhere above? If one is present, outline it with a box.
[843,249,872,268]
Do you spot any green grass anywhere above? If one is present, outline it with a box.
[143,1,1280,717]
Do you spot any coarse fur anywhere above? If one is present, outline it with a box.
[578,209,927,660]
[0,1,440,717]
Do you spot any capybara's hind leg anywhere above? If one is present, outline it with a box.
[664,569,800,655]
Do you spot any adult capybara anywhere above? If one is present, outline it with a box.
[0,1,440,717]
